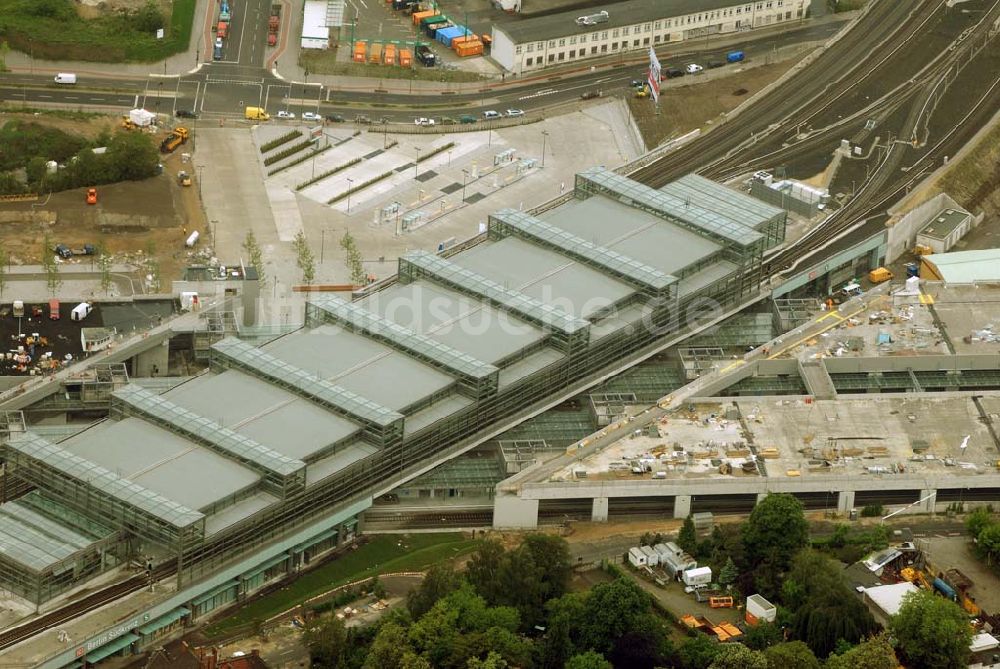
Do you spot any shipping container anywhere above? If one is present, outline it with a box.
[425,21,451,38]
[353,41,367,62]
[384,43,396,66]
[454,40,483,57]
[682,566,712,586]
[399,48,413,66]
[745,594,776,626]
[369,42,383,63]
[436,26,464,47]
[412,10,436,25]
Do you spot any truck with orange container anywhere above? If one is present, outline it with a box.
[353,41,367,62]
[384,43,396,66]
[369,42,383,64]
[399,48,413,67]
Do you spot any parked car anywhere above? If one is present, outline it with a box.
[685,63,704,74]
[440,116,456,125]
[505,109,524,117]
[302,112,322,121]
[662,67,684,79]
[482,110,500,119]
[630,79,645,88]
[580,90,602,100]
[459,114,477,124]
[325,113,345,123]
[706,60,724,69]
[277,110,296,119]
[175,109,198,118]
[414,117,435,126]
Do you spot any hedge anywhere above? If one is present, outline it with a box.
[296,157,361,190]
[327,169,396,205]
[267,146,330,176]
[263,139,316,166]
[260,130,304,154]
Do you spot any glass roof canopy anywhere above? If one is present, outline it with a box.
[308,298,500,383]
[577,167,764,248]
[211,337,404,429]
[489,208,677,294]
[113,384,306,478]
[401,250,590,335]
[6,432,204,529]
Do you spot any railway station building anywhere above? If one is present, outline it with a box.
[0,169,784,663]
[490,0,809,74]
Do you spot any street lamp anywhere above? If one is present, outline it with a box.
[461,169,469,203]
[541,130,549,167]
[414,147,420,178]
[320,228,326,263]
[346,178,354,214]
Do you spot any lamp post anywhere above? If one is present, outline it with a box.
[413,147,419,178]
[320,228,326,263]
[541,130,549,167]
[346,177,354,214]
[461,169,469,203]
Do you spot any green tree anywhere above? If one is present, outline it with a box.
[606,614,671,669]
[978,523,1000,565]
[0,40,9,72]
[708,643,768,669]
[743,493,809,597]
[0,242,7,297]
[304,615,348,668]
[565,650,611,669]
[134,0,165,32]
[466,540,506,605]
[891,589,973,669]
[541,591,587,669]
[743,621,783,650]
[407,563,463,619]
[41,233,61,295]
[96,242,113,295]
[465,651,508,669]
[782,550,877,658]
[824,633,899,669]
[678,633,721,669]
[105,130,159,181]
[762,641,819,669]
[242,230,266,284]
[364,622,413,669]
[293,230,316,284]
[718,556,738,592]
[340,230,366,286]
[499,534,572,629]
[25,156,48,186]
[577,578,653,655]
[966,507,995,538]
[678,515,698,555]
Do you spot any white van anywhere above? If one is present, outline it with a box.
[71,302,92,321]
[54,73,77,85]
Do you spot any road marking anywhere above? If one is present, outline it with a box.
[38,94,52,98]
[64,96,78,100]
[517,88,559,101]
[89,98,103,102]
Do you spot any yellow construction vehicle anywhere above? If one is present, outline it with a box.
[913,244,933,256]
[177,171,192,187]
[159,127,189,154]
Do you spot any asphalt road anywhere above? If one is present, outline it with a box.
[0,18,845,122]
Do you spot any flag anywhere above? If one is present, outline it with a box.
[647,46,661,102]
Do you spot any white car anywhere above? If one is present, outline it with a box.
[414,117,435,126]
[505,109,525,117]
[685,63,704,74]
[302,112,322,121]
[277,110,296,119]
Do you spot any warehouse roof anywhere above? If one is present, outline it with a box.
[921,248,1000,283]
[495,0,747,44]
[662,174,786,230]
[864,582,919,617]
[63,418,260,512]
[165,371,361,461]
[918,207,972,241]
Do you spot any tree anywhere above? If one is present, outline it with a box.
[577,578,653,655]
[541,591,588,669]
[293,230,316,284]
[678,515,698,555]
[966,507,995,538]
[782,550,877,658]
[743,494,809,597]
[677,633,720,669]
[105,131,159,181]
[498,534,572,629]
[708,644,768,669]
[340,230,366,285]
[0,242,7,296]
[242,230,266,284]
[825,633,899,669]
[743,621,783,650]
[0,40,9,72]
[41,233,61,295]
[364,622,412,669]
[466,652,508,669]
[978,523,1000,565]
[96,242,113,295]
[606,615,671,669]
[407,563,463,619]
[718,557,738,592]
[304,615,348,668]
[466,540,506,605]
[134,0,165,32]
[890,589,973,669]
[762,641,820,669]
[565,651,611,669]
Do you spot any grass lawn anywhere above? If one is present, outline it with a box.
[0,0,195,62]
[203,533,478,637]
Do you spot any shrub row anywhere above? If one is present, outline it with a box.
[263,139,315,166]
[267,146,330,176]
[327,169,395,205]
[296,157,361,190]
[260,130,303,154]
[416,141,456,164]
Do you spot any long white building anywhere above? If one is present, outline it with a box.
[491,0,809,73]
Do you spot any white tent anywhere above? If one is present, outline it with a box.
[129,109,157,127]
